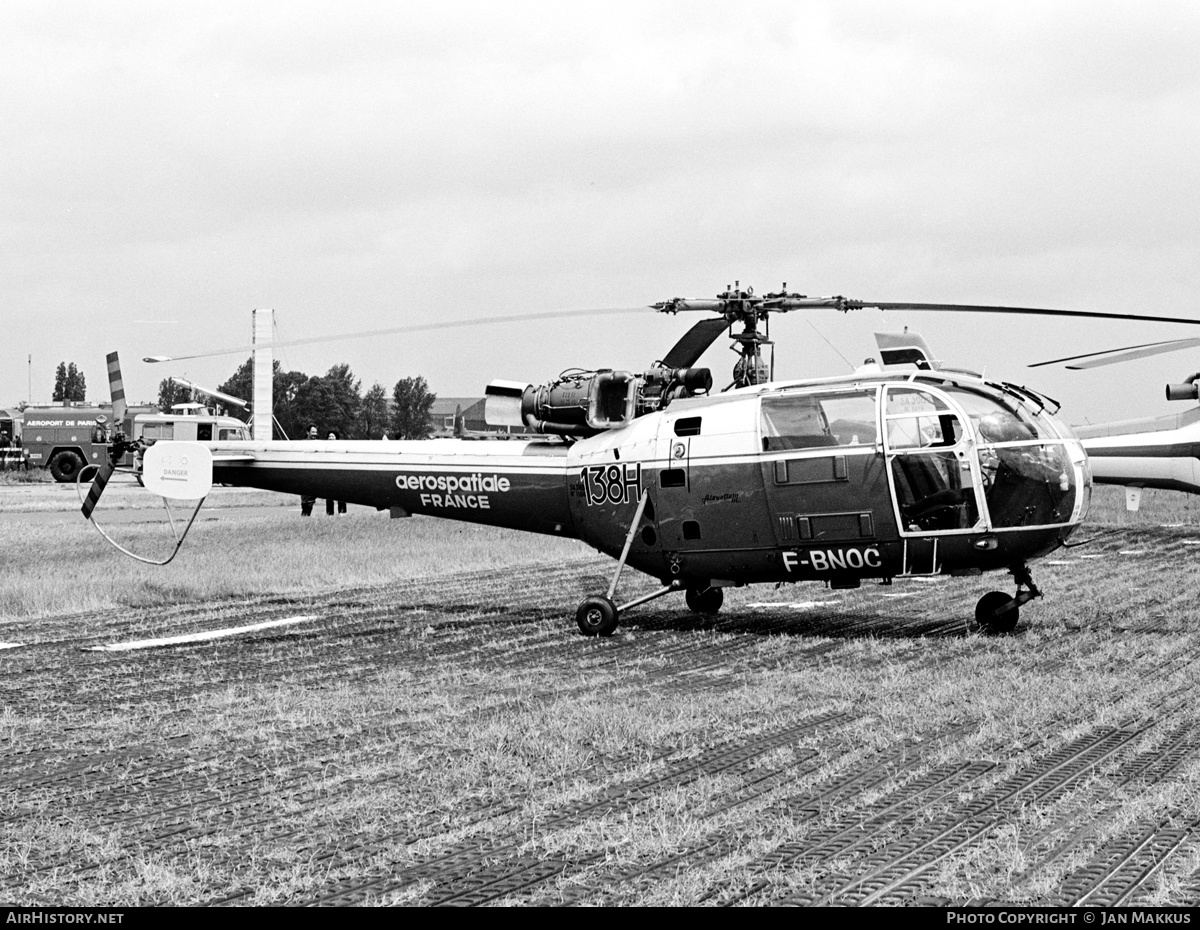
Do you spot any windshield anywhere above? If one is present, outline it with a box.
[937,386,1080,527]
[884,382,1084,532]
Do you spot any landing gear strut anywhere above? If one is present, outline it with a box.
[576,490,657,637]
[574,490,710,637]
[972,564,1042,635]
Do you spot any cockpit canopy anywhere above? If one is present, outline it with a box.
[759,374,1088,534]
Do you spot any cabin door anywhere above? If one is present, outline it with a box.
[759,389,891,548]
[881,385,987,573]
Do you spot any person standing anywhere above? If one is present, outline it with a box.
[326,430,347,514]
[300,424,319,516]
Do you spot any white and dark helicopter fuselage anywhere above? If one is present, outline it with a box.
[1078,407,1200,498]
[196,368,1089,632]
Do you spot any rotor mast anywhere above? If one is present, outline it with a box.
[654,281,822,387]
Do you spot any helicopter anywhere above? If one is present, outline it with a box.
[80,285,1200,637]
[1029,341,1200,509]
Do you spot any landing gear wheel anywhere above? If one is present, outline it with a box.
[974,591,1019,635]
[576,595,619,637]
[685,586,724,615]
[49,451,85,483]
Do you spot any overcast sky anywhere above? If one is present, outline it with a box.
[3,0,1198,425]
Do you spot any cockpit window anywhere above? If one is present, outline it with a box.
[885,388,950,415]
[762,391,876,451]
[886,413,962,449]
[884,388,962,450]
[979,443,1077,527]
[939,386,1046,441]
[890,450,981,531]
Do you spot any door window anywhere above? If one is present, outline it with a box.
[884,387,981,534]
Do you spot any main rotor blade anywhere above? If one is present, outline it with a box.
[1028,339,1200,368]
[664,294,1200,328]
[659,318,729,369]
[839,300,1200,328]
[145,306,649,364]
[1039,338,1200,370]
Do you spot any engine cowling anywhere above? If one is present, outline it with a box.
[485,366,712,437]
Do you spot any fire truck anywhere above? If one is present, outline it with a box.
[17,403,250,482]
[0,408,26,471]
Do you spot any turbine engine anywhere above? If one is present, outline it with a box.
[485,366,712,437]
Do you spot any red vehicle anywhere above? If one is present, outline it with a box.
[17,403,246,482]
[18,405,143,481]
[0,408,26,471]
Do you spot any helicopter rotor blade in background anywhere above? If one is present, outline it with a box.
[144,306,650,364]
[1028,338,1200,369]
[659,318,729,369]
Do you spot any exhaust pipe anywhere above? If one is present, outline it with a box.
[1165,373,1200,401]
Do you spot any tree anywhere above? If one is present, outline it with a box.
[287,364,362,439]
[318,363,362,438]
[219,357,309,439]
[217,358,255,422]
[272,368,310,440]
[391,376,436,439]
[52,362,87,403]
[66,363,86,402]
[217,358,367,439]
[157,378,188,413]
[359,383,390,439]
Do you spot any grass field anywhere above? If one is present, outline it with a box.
[3,484,1200,906]
[0,493,584,620]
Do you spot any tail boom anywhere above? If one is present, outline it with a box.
[209,437,578,537]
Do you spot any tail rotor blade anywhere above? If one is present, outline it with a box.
[106,351,127,425]
[81,458,116,521]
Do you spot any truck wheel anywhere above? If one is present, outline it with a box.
[48,451,85,483]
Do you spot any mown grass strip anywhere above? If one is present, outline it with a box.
[83,614,318,652]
